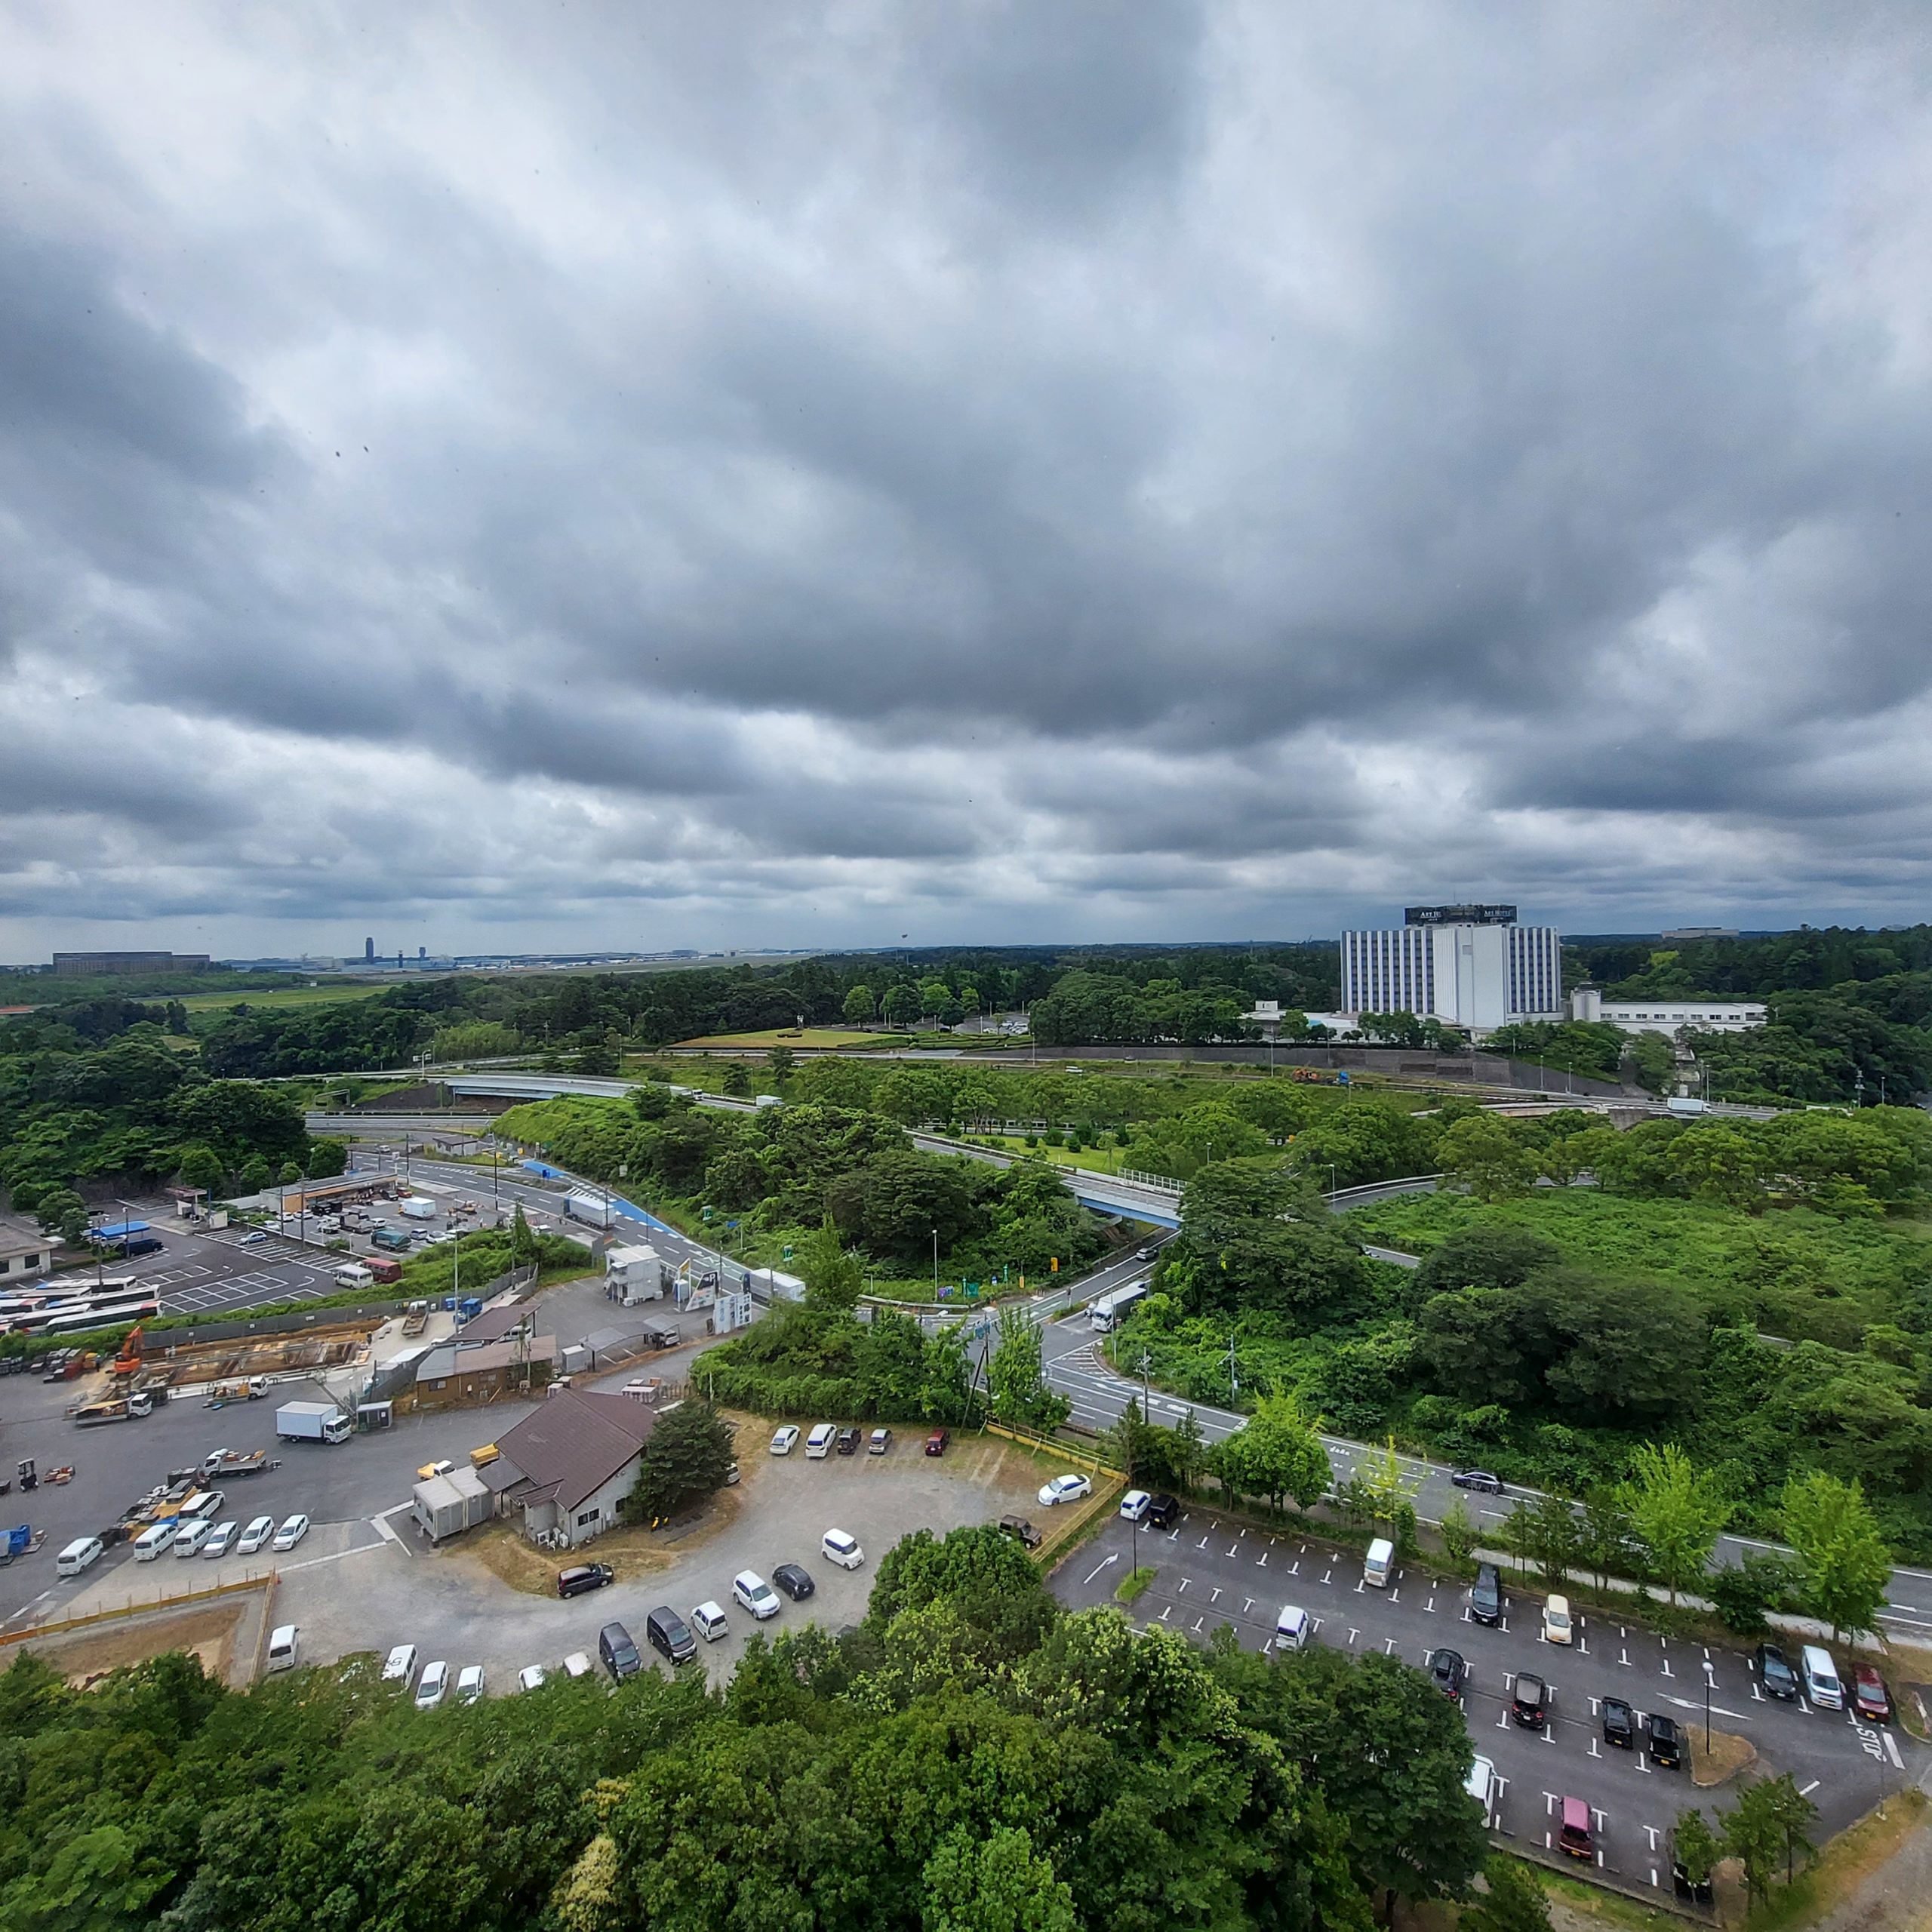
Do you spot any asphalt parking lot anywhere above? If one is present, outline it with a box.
[2,1352,1048,1700]
[1056,1504,1919,1891]
[76,1215,341,1320]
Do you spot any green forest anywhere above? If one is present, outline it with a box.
[0,1524,1496,1932]
[13,921,1932,1109]
[1121,1103,1932,1552]
[0,999,343,1231]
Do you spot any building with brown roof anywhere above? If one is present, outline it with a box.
[481,1385,658,1547]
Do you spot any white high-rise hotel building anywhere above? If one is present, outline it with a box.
[1339,905,1564,1033]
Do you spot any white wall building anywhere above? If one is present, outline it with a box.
[0,1217,57,1283]
[1569,988,1766,1035]
[1338,906,1563,1032]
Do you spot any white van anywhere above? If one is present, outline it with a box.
[1800,1644,1844,1709]
[57,1536,104,1579]
[1275,1604,1312,1651]
[1464,1755,1496,1820]
[805,1423,837,1459]
[266,1624,300,1672]
[1363,1537,1395,1588]
[132,1521,179,1561]
[334,1263,375,1289]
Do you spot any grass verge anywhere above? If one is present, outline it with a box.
[1115,1566,1157,1604]
[1740,1787,1926,1932]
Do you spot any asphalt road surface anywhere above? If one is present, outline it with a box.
[1055,1502,1917,1887]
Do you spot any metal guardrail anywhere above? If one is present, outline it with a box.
[1,1570,278,1646]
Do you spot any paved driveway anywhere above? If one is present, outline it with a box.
[1054,1503,1917,1894]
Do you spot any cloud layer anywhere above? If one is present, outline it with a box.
[3,2,1930,958]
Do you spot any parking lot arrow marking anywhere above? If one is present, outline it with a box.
[1081,1555,1118,1586]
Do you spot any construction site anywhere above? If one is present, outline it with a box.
[108,1313,383,1405]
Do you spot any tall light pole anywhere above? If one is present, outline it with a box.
[932,1229,940,1300]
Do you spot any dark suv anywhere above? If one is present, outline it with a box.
[1753,1642,1799,1700]
[1469,1562,1503,1626]
[1145,1493,1180,1531]
[1511,1673,1547,1727]
[556,1562,614,1599]
[835,1427,862,1457]
[1644,1712,1684,1768]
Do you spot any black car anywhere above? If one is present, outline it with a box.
[1451,1469,1503,1494]
[1428,1647,1466,1701]
[835,1427,862,1457]
[1753,1642,1800,1700]
[1672,1859,1714,1906]
[1601,1696,1635,1748]
[998,1515,1043,1549]
[772,1562,816,1601]
[1469,1561,1503,1626]
[1644,1712,1684,1768]
[1145,1493,1180,1531]
[1511,1672,1547,1727]
[556,1562,614,1599]
[599,1620,644,1679]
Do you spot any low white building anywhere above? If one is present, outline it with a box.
[481,1386,660,1549]
[0,1217,57,1284]
[1570,988,1766,1034]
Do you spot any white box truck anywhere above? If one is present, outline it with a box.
[1090,1281,1149,1333]
[275,1401,352,1444]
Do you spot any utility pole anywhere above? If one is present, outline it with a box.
[1228,1331,1238,1403]
[932,1228,940,1300]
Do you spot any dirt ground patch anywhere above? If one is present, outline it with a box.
[17,1601,248,1687]
[1691,1725,1758,1787]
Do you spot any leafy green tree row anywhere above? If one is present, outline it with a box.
[0,1523,1484,1932]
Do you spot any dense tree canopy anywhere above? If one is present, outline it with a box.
[0,1525,1485,1932]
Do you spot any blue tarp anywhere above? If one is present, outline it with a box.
[90,1220,150,1241]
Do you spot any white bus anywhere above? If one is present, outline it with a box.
[1089,1281,1149,1333]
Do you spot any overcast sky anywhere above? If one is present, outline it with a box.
[3,4,1930,963]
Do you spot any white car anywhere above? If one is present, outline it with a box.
[691,1601,730,1643]
[770,1424,801,1456]
[1038,1473,1093,1508]
[1119,1489,1151,1521]
[456,1665,486,1703]
[237,1515,275,1555]
[271,1513,310,1552]
[518,1664,548,1693]
[820,1528,865,1571]
[563,1651,593,1678]
[182,1490,226,1521]
[733,1570,781,1620]
[172,1518,215,1558]
[1542,1595,1574,1645]
[202,1521,239,1558]
[414,1660,450,1709]
[382,1644,419,1687]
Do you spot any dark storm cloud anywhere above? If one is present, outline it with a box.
[3,2,1932,956]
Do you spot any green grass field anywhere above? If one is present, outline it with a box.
[175,983,392,1013]
[674,1026,881,1049]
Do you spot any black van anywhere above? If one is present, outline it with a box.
[600,1620,645,1679]
[556,1563,614,1599]
[1469,1562,1503,1626]
[1145,1493,1180,1531]
[644,1607,694,1666]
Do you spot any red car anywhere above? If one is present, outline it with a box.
[1854,1664,1893,1724]
[924,1429,950,1457]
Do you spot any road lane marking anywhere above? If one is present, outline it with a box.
[1886,1733,1904,1769]
[1799,1779,1820,1796]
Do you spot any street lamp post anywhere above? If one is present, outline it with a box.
[932,1229,940,1300]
